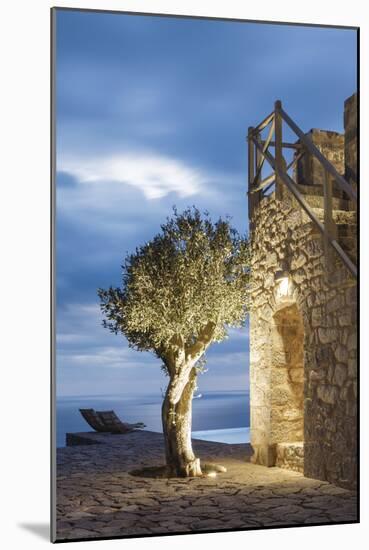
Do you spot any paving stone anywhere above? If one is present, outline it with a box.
[55,430,357,541]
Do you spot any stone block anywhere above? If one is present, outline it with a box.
[334,344,348,363]
[276,442,304,473]
[264,272,275,289]
[293,268,308,285]
[266,251,278,268]
[317,384,339,405]
[309,368,325,382]
[332,364,347,387]
[338,310,355,327]
[315,345,333,365]
[311,306,326,328]
[347,357,357,378]
[347,332,357,352]
[305,238,323,259]
[271,386,295,406]
[251,444,277,467]
[318,327,338,344]
[271,369,289,385]
[289,367,304,383]
[326,294,345,314]
[291,253,307,270]
[345,285,357,305]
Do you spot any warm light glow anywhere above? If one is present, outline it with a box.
[278,276,289,297]
[207,471,217,478]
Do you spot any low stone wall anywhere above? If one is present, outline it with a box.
[276,443,304,473]
[66,433,105,446]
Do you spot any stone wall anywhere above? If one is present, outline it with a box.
[276,442,304,473]
[270,304,304,447]
[249,191,357,488]
[344,93,358,190]
[295,129,344,188]
[249,94,357,488]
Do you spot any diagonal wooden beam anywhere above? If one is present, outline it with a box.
[253,119,275,185]
[279,106,357,202]
[251,136,357,278]
[260,140,302,150]
[254,111,274,132]
[249,150,305,195]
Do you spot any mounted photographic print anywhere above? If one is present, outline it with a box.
[51,7,359,543]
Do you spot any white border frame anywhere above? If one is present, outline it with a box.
[2,1,367,548]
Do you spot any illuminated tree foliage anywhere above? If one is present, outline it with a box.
[98,207,250,477]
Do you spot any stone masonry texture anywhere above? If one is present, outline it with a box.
[56,431,357,541]
[249,94,357,489]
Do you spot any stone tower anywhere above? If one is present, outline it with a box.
[248,94,357,489]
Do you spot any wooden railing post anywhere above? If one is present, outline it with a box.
[255,132,262,189]
[274,100,284,201]
[248,102,357,279]
[279,105,357,202]
[254,130,262,216]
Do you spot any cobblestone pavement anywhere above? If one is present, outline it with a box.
[56,431,357,541]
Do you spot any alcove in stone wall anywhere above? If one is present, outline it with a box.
[271,304,304,472]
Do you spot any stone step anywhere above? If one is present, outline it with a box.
[336,221,357,262]
[306,208,356,227]
[337,224,357,236]
[299,208,357,266]
[297,183,356,212]
[297,182,350,200]
[304,194,352,211]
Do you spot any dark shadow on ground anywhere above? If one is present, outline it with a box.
[18,523,49,541]
[129,462,228,478]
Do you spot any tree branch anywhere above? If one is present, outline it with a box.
[167,363,195,405]
[185,321,216,363]
[161,334,186,376]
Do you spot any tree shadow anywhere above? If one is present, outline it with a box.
[129,462,227,478]
[18,523,49,541]
[129,464,169,478]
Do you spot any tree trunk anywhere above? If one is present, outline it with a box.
[162,367,202,477]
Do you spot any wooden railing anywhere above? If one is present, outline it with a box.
[247,100,357,279]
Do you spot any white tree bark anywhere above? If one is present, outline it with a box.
[162,366,202,477]
[161,323,216,477]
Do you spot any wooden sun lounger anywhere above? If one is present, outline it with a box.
[79,408,107,432]
[79,408,145,434]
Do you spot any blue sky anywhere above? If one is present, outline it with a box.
[55,9,357,397]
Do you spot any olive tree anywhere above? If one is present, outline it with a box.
[98,207,250,477]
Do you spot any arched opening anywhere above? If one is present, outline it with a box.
[271,303,304,472]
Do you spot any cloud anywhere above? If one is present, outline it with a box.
[56,302,166,396]
[56,301,249,399]
[56,303,103,344]
[58,151,208,199]
[56,302,158,370]
[206,351,249,369]
[59,346,153,370]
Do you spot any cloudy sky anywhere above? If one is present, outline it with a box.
[55,9,357,397]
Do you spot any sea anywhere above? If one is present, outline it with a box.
[56,390,250,448]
